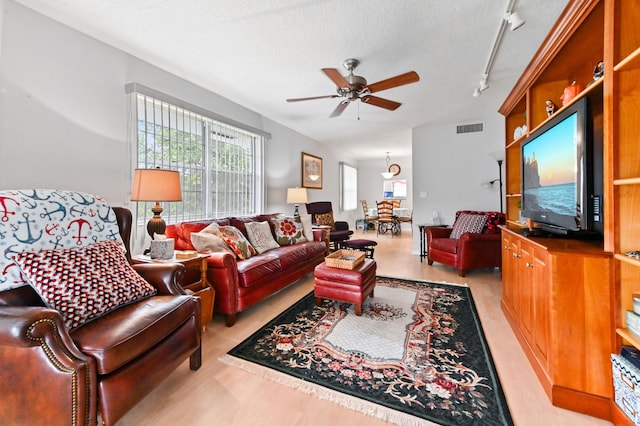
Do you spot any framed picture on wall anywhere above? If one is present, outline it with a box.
[302,152,322,189]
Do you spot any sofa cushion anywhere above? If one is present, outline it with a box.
[273,217,307,246]
[71,294,197,374]
[219,226,257,260]
[245,221,280,254]
[430,237,459,254]
[236,254,282,288]
[13,240,157,330]
[274,244,313,269]
[450,213,488,239]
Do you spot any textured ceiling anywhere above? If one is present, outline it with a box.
[13,0,569,159]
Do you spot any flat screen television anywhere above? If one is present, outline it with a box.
[520,96,603,238]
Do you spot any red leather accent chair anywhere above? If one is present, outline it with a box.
[0,207,202,426]
[305,201,353,250]
[426,210,505,277]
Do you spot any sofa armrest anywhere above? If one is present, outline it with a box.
[203,252,240,317]
[133,263,186,295]
[0,306,95,424]
[426,227,452,247]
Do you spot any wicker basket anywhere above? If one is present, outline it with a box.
[325,249,365,269]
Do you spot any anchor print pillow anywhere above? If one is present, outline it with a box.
[0,189,124,291]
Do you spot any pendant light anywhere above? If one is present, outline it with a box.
[381,152,394,179]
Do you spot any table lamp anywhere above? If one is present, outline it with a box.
[286,187,308,217]
[131,168,182,239]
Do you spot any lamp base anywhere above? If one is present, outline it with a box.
[146,202,166,239]
[294,204,300,217]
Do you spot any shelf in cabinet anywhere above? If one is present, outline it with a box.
[506,220,527,228]
[506,193,521,198]
[527,79,603,137]
[617,328,640,348]
[615,253,640,267]
[614,46,640,72]
[506,134,526,149]
[614,177,640,186]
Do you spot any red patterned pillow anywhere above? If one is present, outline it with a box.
[449,213,488,239]
[218,226,257,260]
[13,240,157,330]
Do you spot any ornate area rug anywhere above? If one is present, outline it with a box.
[222,277,513,426]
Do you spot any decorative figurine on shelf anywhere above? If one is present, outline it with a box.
[593,60,604,80]
[560,80,584,106]
[545,100,557,117]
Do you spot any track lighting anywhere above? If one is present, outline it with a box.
[505,11,525,31]
[472,1,525,97]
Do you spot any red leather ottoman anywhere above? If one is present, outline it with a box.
[313,258,376,316]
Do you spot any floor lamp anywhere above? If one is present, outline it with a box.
[482,158,504,213]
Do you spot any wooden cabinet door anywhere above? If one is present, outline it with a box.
[501,233,514,310]
[519,241,535,343]
[532,247,550,371]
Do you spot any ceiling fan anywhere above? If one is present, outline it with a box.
[286,58,420,118]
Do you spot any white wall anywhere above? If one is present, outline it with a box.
[0,1,354,222]
[411,117,505,253]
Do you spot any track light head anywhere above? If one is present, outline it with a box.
[479,76,489,91]
[473,87,481,97]
[505,11,525,31]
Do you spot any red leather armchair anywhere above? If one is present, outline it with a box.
[426,210,505,277]
[0,206,202,426]
[305,201,353,250]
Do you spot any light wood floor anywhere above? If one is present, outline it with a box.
[119,228,613,425]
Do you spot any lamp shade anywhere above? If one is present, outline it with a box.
[286,187,308,204]
[131,168,182,202]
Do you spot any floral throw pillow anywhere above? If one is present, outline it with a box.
[12,240,157,330]
[273,217,307,246]
[449,213,488,239]
[314,212,335,231]
[218,226,257,260]
[245,221,280,254]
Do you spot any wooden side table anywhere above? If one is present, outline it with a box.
[312,225,331,256]
[132,252,214,331]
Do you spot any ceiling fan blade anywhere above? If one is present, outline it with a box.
[286,95,339,102]
[364,71,420,94]
[329,101,349,118]
[361,95,401,111]
[322,68,352,89]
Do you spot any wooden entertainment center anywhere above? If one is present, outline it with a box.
[499,0,640,423]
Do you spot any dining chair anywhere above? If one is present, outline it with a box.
[361,200,378,233]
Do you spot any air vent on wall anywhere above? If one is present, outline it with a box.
[456,123,484,134]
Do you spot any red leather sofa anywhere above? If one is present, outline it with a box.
[426,210,505,277]
[165,214,326,326]
[0,207,202,426]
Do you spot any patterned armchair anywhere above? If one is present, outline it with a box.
[426,210,505,277]
[305,201,353,250]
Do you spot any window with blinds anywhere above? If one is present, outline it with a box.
[340,162,358,211]
[134,93,265,224]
